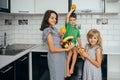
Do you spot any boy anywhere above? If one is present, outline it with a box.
[63,8,82,77]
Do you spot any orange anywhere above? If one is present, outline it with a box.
[80,48,86,53]
[60,27,66,34]
[71,4,76,9]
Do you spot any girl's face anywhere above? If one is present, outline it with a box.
[48,13,57,26]
[88,35,98,47]
[69,17,76,26]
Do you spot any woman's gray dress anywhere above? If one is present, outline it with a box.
[83,44,102,80]
[42,27,66,80]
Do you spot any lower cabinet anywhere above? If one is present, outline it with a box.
[32,52,50,80]
[15,54,29,80]
[101,54,107,80]
[0,62,15,80]
[0,54,29,80]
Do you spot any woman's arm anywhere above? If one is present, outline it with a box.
[47,33,74,53]
[82,48,102,68]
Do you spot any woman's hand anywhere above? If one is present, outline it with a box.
[67,42,74,51]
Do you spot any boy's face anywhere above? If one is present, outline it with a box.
[69,17,76,26]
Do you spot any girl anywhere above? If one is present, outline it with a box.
[78,29,102,80]
[40,10,74,80]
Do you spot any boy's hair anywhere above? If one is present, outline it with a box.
[70,12,77,19]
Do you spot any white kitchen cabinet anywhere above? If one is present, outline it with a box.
[108,54,120,80]
[72,0,105,13]
[105,0,120,13]
[11,0,34,13]
[34,0,68,14]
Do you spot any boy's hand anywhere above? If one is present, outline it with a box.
[70,9,75,12]
[71,4,76,9]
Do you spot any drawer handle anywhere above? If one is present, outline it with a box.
[40,55,47,57]
[0,66,13,74]
[21,57,27,61]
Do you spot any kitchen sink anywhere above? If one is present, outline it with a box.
[0,49,25,55]
[6,44,36,50]
[0,44,36,55]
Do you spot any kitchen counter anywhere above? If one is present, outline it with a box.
[103,46,120,55]
[32,44,48,52]
[32,45,120,55]
[0,44,120,69]
[0,44,38,69]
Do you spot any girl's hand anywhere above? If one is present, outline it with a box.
[81,51,89,58]
[77,47,88,58]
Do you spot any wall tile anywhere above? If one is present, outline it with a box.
[0,14,120,47]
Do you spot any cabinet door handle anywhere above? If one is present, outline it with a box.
[0,66,13,74]
[18,11,29,13]
[20,57,28,61]
[40,55,47,57]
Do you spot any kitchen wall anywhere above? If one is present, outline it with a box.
[0,13,120,47]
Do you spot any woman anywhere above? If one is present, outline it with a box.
[40,10,74,80]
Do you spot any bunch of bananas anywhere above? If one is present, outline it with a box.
[60,36,74,48]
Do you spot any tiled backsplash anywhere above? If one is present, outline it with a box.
[0,13,120,47]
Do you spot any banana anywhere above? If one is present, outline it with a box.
[64,44,69,48]
[63,36,74,42]
[60,36,74,48]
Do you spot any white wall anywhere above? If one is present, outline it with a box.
[0,14,15,45]
[0,13,120,47]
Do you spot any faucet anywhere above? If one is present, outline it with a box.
[3,32,7,48]
[0,32,7,49]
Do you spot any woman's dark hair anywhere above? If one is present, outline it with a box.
[70,12,77,19]
[40,10,58,31]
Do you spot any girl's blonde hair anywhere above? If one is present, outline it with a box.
[87,29,102,47]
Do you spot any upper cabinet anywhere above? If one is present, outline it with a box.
[34,0,68,14]
[105,0,120,13]
[11,0,68,14]
[0,0,10,13]
[11,0,34,13]
[71,0,105,13]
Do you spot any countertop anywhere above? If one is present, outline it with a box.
[0,44,38,69]
[32,45,120,55]
[102,46,120,55]
[0,44,120,69]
